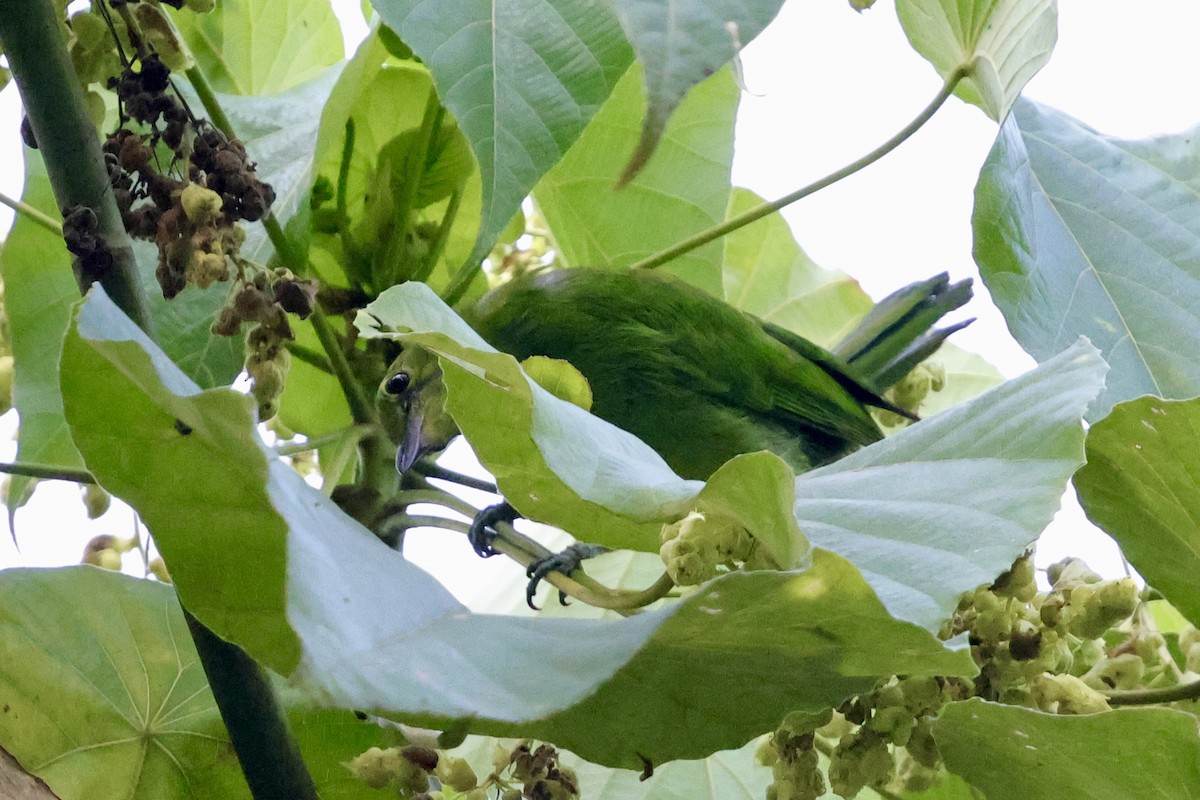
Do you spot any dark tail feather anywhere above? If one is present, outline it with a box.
[833,273,974,392]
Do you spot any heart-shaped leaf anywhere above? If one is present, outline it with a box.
[534,64,738,295]
[0,567,394,800]
[170,0,343,95]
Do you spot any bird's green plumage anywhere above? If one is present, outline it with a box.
[466,267,969,479]
[380,266,971,481]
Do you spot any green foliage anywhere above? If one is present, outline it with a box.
[1075,396,1200,627]
[169,0,344,95]
[60,293,300,670]
[975,97,1200,419]
[6,0,1200,798]
[0,567,252,800]
[935,699,1200,798]
[896,0,1057,120]
[0,567,399,800]
[534,64,738,295]
[371,0,634,267]
[723,188,873,345]
[797,340,1104,634]
[605,0,785,184]
[0,155,84,523]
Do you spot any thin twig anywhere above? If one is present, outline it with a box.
[1106,678,1200,706]
[272,424,376,456]
[0,191,63,234]
[392,486,478,520]
[415,461,498,494]
[0,461,95,484]
[628,64,971,272]
[283,340,332,374]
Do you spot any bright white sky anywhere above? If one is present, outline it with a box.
[0,0,1195,588]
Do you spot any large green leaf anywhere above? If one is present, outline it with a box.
[0,567,248,800]
[0,567,396,800]
[896,0,1056,121]
[451,541,775,800]
[370,0,634,267]
[169,0,344,95]
[974,98,1200,420]
[935,699,1200,799]
[796,339,1106,634]
[535,64,737,295]
[605,0,784,184]
[1074,396,1200,627]
[62,293,299,667]
[0,153,84,522]
[63,286,972,770]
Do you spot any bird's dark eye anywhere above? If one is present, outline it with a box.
[384,372,411,395]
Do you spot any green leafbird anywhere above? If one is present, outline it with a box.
[378,267,972,481]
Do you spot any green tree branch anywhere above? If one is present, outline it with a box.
[0,4,319,798]
[0,0,152,333]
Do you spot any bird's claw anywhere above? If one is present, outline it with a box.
[525,543,609,609]
[467,502,519,558]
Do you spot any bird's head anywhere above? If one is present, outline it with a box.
[377,346,460,473]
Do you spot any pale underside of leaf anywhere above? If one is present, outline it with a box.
[797,339,1106,634]
[974,98,1200,419]
[896,0,1056,120]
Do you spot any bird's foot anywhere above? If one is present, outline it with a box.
[526,543,610,610]
[468,502,520,558]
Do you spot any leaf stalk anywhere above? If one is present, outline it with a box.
[0,191,64,235]
[0,461,95,484]
[628,64,970,272]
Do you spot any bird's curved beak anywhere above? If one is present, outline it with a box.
[396,401,425,474]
